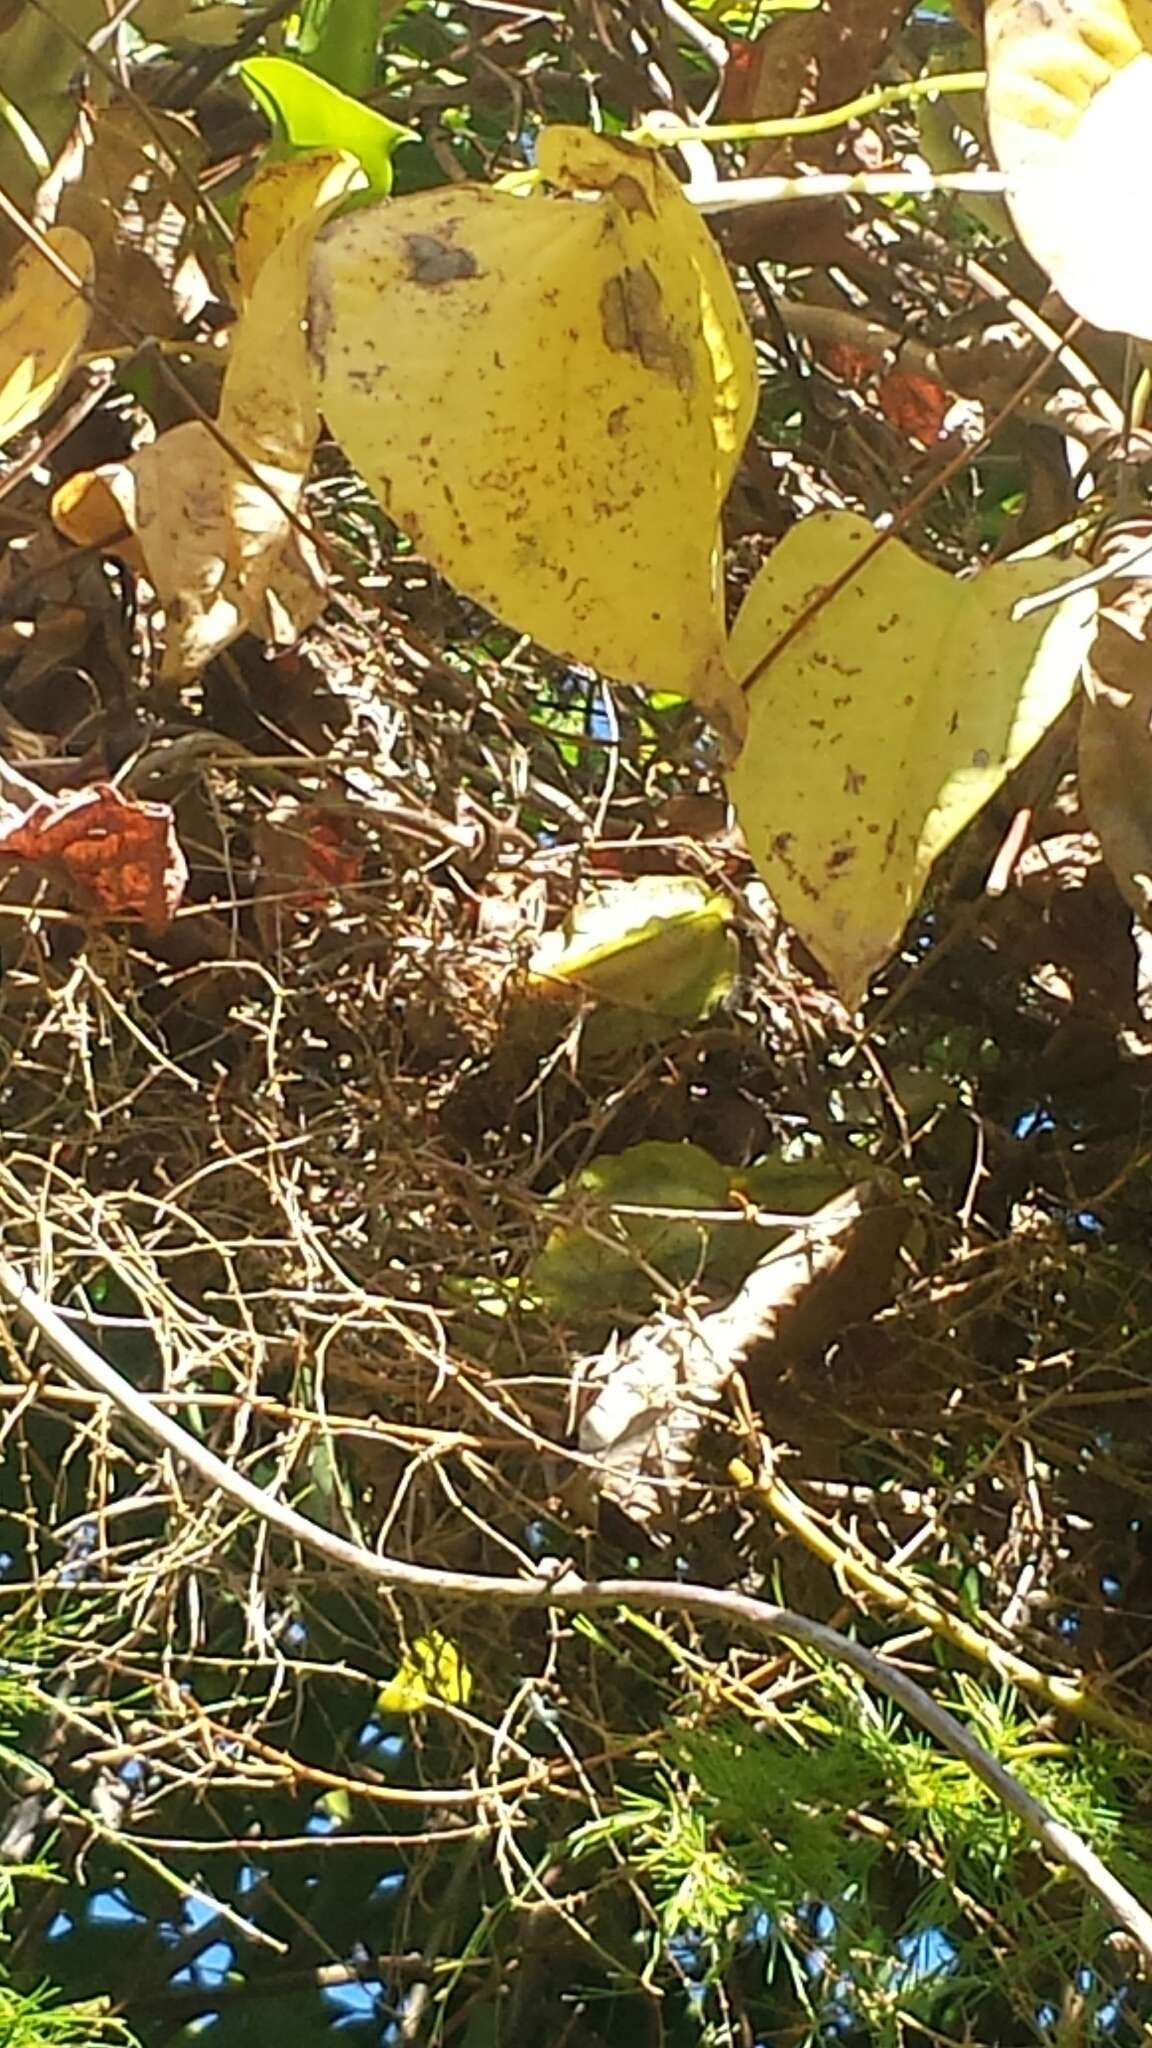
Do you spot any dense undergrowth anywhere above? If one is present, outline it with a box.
[2,1,1152,2044]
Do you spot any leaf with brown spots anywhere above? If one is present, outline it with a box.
[307,125,757,751]
[725,512,1098,1008]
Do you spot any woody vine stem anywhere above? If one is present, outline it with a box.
[2,1250,1150,1965]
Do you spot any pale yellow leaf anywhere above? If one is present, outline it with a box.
[986,0,1152,337]
[0,227,92,451]
[307,125,758,750]
[725,513,1098,1009]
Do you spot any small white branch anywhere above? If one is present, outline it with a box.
[690,168,1009,211]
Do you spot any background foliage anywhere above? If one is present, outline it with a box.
[3,1,1152,2044]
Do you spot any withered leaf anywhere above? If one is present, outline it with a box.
[0,784,188,933]
[574,1178,908,1531]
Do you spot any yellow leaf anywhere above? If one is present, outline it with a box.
[52,157,359,677]
[527,876,736,1019]
[0,227,92,451]
[986,0,1152,337]
[233,147,364,304]
[378,1630,474,1714]
[725,513,1098,1009]
[307,125,757,751]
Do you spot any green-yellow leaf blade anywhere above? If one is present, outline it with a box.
[240,54,414,199]
[378,1630,474,1714]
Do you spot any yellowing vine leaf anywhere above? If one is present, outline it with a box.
[986,0,1152,337]
[52,157,359,677]
[0,227,92,450]
[527,876,737,1020]
[726,513,1098,1009]
[308,125,758,749]
[234,147,363,304]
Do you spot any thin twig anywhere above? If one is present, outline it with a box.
[2,1253,1151,1966]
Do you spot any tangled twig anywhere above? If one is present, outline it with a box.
[3,1251,1151,1967]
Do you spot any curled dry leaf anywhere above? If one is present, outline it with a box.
[573,1178,906,1531]
[986,0,1152,338]
[0,783,188,932]
[0,226,92,451]
[51,152,360,678]
[308,125,758,750]
[53,103,215,344]
[726,511,1098,1008]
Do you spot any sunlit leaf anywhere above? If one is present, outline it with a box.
[726,512,1098,1008]
[985,0,1152,337]
[0,226,91,451]
[233,147,364,304]
[527,876,737,1021]
[52,156,360,676]
[308,125,758,749]
[0,783,187,932]
[378,1630,474,1713]
[240,54,414,199]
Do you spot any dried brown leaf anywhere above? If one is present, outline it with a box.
[574,1178,908,1530]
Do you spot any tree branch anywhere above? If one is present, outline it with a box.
[3,1253,1151,1966]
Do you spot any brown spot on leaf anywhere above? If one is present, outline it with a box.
[404,235,479,285]
[600,265,692,390]
[609,173,656,219]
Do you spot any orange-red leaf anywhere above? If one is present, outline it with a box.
[821,341,950,446]
[0,784,188,932]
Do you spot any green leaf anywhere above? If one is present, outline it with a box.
[294,0,384,95]
[725,511,1098,1008]
[526,876,737,1022]
[530,1140,735,1315]
[239,55,415,199]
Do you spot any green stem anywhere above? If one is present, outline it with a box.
[628,69,986,151]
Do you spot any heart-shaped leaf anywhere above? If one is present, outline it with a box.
[307,126,758,749]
